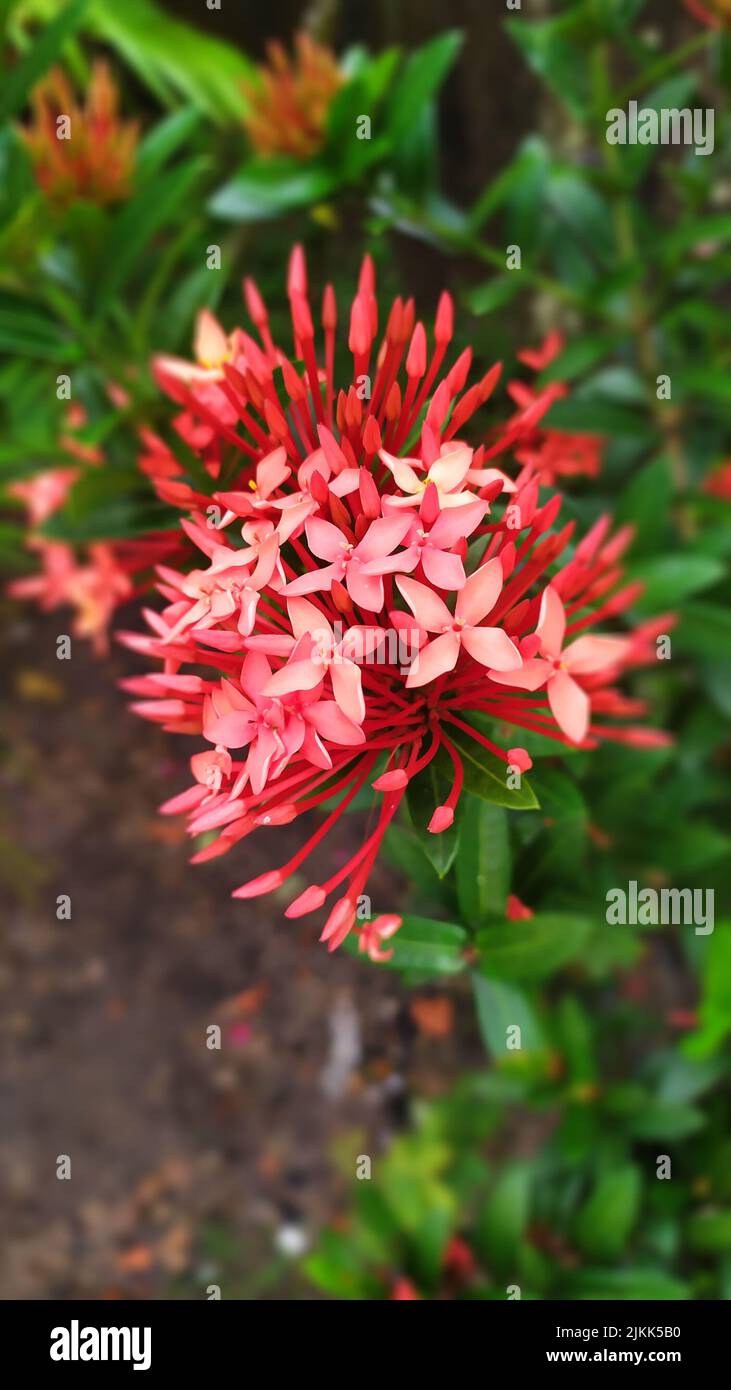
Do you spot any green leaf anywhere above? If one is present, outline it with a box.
[350,916,467,976]
[630,554,724,611]
[456,799,510,926]
[209,160,338,222]
[675,604,731,660]
[438,727,539,811]
[563,1267,688,1300]
[465,275,521,315]
[136,107,201,179]
[0,0,90,122]
[475,913,591,981]
[538,333,618,385]
[475,1163,533,1275]
[615,456,672,551]
[95,158,205,312]
[686,1211,731,1255]
[87,0,255,121]
[468,138,548,235]
[471,973,545,1058]
[628,1102,706,1141]
[405,762,460,879]
[382,824,443,896]
[384,31,463,145]
[684,923,731,1059]
[506,10,591,119]
[574,1166,642,1260]
[0,292,77,361]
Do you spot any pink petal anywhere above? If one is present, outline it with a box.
[328,468,361,497]
[240,651,272,699]
[346,564,384,613]
[202,708,254,748]
[548,670,589,743]
[236,588,260,636]
[428,499,485,547]
[288,596,332,643]
[427,445,472,493]
[340,625,386,663]
[563,634,629,674]
[360,545,419,577]
[263,659,323,697]
[307,701,366,745]
[537,586,565,658]
[395,575,451,633]
[354,514,413,563]
[285,562,341,597]
[405,631,460,687]
[194,309,228,366]
[305,517,345,562]
[487,658,551,690]
[461,625,521,670]
[379,449,422,494]
[257,446,289,496]
[330,660,365,724]
[421,546,465,590]
[466,466,517,493]
[247,727,281,793]
[455,557,503,625]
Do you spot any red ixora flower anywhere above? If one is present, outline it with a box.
[21,61,138,207]
[241,32,343,159]
[121,247,669,955]
[510,332,603,486]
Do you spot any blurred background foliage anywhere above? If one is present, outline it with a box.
[0,0,729,1299]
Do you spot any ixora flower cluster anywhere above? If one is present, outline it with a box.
[21,61,138,208]
[121,248,667,957]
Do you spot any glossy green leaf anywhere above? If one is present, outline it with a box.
[630,554,724,611]
[384,31,463,144]
[437,728,539,812]
[456,799,510,926]
[476,1163,533,1275]
[574,1166,642,1260]
[471,973,546,1058]
[476,913,591,981]
[0,0,90,122]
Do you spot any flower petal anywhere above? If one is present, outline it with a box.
[487,658,551,690]
[456,557,503,625]
[563,634,629,673]
[421,545,465,590]
[427,445,473,493]
[405,631,460,687]
[395,575,452,633]
[537,585,565,657]
[461,625,521,671]
[548,669,589,743]
[378,449,422,495]
[331,659,365,724]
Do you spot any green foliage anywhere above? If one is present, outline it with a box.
[209,34,461,223]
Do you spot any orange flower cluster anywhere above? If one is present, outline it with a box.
[242,33,342,159]
[21,61,138,207]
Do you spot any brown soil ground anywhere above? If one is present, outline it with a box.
[0,603,483,1299]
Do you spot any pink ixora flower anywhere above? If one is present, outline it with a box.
[121,246,666,955]
[396,558,520,686]
[488,585,628,743]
